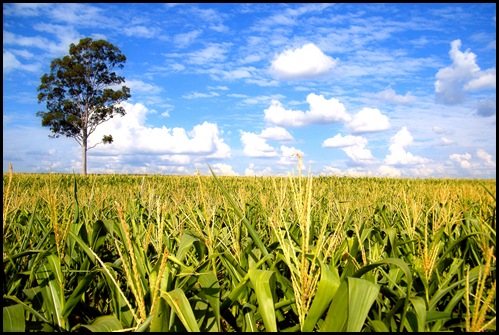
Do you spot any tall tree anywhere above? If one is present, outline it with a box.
[37,37,131,176]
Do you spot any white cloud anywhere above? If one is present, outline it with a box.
[264,93,350,127]
[123,26,157,38]
[89,102,231,158]
[3,3,50,16]
[49,3,106,26]
[182,91,220,99]
[346,107,390,133]
[174,30,202,48]
[320,166,342,176]
[384,127,429,165]
[449,153,472,169]
[260,126,293,141]
[269,43,337,80]
[439,137,454,145]
[210,163,239,176]
[322,134,363,148]
[125,79,163,95]
[475,99,496,117]
[476,149,495,167]
[372,87,417,104]
[464,68,496,91]
[240,131,278,157]
[377,165,402,177]
[322,133,376,164]
[188,44,228,64]
[3,51,22,73]
[278,146,305,167]
[449,150,495,172]
[244,163,272,176]
[432,126,452,135]
[240,127,294,158]
[3,51,39,73]
[435,39,496,104]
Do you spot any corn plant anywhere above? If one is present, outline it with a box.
[3,164,496,332]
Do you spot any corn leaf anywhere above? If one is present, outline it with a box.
[62,270,98,319]
[3,304,25,332]
[80,315,123,332]
[302,263,340,331]
[410,296,426,332]
[149,296,170,332]
[163,288,200,332]
[248,268,277,332]
[197,271,221,331]
[35,253,66,330]
[321,277,380,332]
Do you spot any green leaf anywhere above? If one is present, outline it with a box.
[368,319,390,332]
[208,165,270,260]
[248,269,277,332]
[163,288,200,332]
[352,257,413,332]
[409,296,426,332]
[4,294,50,326]
[35,253,66,330]
[80,315,123,332]
[176,233,199,262]
[62,270,98,319]
[150,296,171,332]
[302,263,340,331]
[3,304,25,332]
[197,271,221,331]
[321,277,380,332]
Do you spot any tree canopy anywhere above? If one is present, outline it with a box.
[37,37,131,175]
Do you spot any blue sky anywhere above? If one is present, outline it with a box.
[3,3,496,178]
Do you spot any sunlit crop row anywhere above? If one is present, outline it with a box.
[3,165,496,332]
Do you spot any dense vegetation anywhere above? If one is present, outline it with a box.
[3,166,496,332]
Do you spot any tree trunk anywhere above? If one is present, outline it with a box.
[82,144,87,176]
[82,134,87,176]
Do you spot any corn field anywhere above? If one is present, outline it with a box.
[3,164,496,332]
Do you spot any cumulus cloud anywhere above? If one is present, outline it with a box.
[384,127,429,165]
[89,102,231,159]
[476,149,495,167]
[371,87,416,104]
[244,163,272,176]
[464,68,496,91]
[240,126,293,158]
[439,137,454,145]
[260,126,293,141]
[322,133,376,164]
[377,165,402,177]
[449,153,473,169]
[434,39,496,104]
[240,131,278,157]
[346,107,390,133]
[269,43,337,80]
[449,149,495,171]
[264,93,350,127]
[278,146,305,167]
[210,163,239,176]
[474,98,496,117]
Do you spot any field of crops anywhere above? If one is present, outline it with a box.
[3,165,496,332]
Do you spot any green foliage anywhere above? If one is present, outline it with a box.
[36,37,131,175]
[2,169,496,332]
